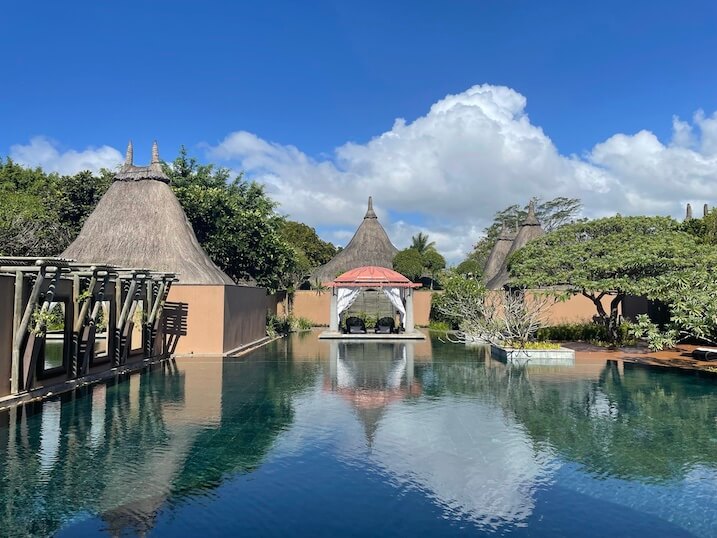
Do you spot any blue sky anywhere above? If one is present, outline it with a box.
[2,0,717,262]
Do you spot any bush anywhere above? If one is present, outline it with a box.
[342,312,377,330]
[536,322,634,345]
[292,316,313,331]
[428,320,451,332]
[267,314,313,336]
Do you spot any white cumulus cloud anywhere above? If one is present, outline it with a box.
[10,136,123,175]
[206,85,717,263]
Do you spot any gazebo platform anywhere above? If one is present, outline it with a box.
[319,331,426,340]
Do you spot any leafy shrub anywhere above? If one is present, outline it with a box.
[291,316,313,331]
[536,322,634,345]
[267,314,313,336]
[343,312,377,330]
[428,320,451,332]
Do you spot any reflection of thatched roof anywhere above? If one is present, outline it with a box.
[482,223,515,285]
[486,202,544,290]
[311,197,398,283]
[62,141,234,285]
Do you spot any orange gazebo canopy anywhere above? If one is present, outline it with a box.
[324,266,421,288]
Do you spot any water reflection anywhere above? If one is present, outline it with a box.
[0,333,716,537]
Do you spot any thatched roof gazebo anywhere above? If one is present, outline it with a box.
[311,197,398,284]
[62,142,233,285]
[486,201,544,290]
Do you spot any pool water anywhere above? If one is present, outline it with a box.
[1,331,717,537]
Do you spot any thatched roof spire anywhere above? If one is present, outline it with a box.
[151,140,160,164]
[523,200,540,226]
[686,203,693,220]
[365,196,377,219]
[486,201,545,290]
[62,140,234,285]
[311,196,398,283]
[125,140,133,166]
[115,141,170,183]
[482,222,515,285]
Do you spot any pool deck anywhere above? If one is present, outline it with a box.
[319,331,426,340]
[566,342,717,374]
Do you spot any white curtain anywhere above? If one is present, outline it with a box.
[336,287,361,325]
[383,287,406,324]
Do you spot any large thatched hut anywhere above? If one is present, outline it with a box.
[481,223,516,286]
[63,141,267,356]
[63,141,233,285]
[311,197,399,284]
[486,201,544,290]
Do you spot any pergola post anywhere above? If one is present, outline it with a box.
[405,288,414,333]
[329,288,339,332]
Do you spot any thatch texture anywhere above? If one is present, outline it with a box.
[486,202,544,290]
[311,197,398,283]
[481,224,515,286]
[62,142,233,285]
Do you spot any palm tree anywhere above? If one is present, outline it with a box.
[410,232,436,255]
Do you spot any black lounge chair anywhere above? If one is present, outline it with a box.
[375,317,395,334]
[692,347,717,361]
[345,316,367,334]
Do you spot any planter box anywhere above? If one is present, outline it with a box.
[491,344,575,366]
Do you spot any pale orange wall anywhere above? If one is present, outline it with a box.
[278,291,331,325]
[166,285,226,355]
[413,291,432,327]
[538,293,616,325]
[166,284,270,356]
[282,289,615,328]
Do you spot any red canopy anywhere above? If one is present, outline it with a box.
[324,266,421,288]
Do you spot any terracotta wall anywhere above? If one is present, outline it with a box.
[413,291,432,326]
[166,284,269,356]
[274,289,615,327]
[166,285,226,355]
[538,293,616,324]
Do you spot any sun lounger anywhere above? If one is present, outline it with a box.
[692,347,717,361]
[345,316,367,334]
[375,317,395,334]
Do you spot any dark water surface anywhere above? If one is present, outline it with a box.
[2,331,717,537]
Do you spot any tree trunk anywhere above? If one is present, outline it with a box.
[582,290,608,320]
[608,292,625,343]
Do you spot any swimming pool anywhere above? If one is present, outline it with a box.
[1,331,716,537]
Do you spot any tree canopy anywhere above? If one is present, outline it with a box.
[1,148,308,291]
[393,233,446,287]
[165,148,296,290]
[508,215,711,339]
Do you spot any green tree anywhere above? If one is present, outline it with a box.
[509,215,707,341]
[422,248,446,288]
[455,258,481,276]
[171,176,296,291]
[393,248,424,281]
[410,232,436,255]
[279,221,336,270]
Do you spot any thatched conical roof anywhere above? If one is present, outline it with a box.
[311,197,398,283]
[481,223,515,286]
[486,201,544,290]
[62,142,234,285]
